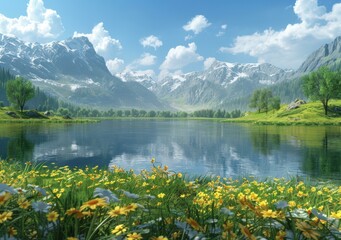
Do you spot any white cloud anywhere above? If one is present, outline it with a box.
[222,0,341,69]
[0,0,64,42]
[183,15,211,34]
[74,22,122,60]
[217,24,227,37]
[140,35,163,49]
[137,53,157,66]
[204,57,217,70]
[160,42,204,71]
[106,58,125,75]
[185,34,193,41]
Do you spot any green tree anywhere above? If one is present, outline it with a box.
[302,66,341,115]
[6,76,35,112]
[249,89,280,113]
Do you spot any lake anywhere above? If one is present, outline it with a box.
[0,120,340,180]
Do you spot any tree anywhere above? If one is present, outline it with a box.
[6,76,35,112]
[302,66,341,115]
[249,89,279,113]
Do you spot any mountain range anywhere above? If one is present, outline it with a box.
[1,33,341,111]
[0,34,164,110]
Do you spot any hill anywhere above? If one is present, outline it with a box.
[228,100,341,125]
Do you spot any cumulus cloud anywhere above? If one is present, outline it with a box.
[160,42,204,71]
[0,0,64,42]
[159,42,203,79]
[74,22,122,60]
[106,58,125,75]
[183,15,211,34]
[204,57,217,69]
[140,35,163,49]
[222,0,341,69]
[137,53,157,66]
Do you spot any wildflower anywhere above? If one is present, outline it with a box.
[66,208,85,218]
[330,210,341,219]
[180,194,186,198]
[66,237,78,240]
[32,201,51,213]
[47,211,59,222]
[288,201,296,208]
[275,230,286,240]
[126,232,143,240]
[177,172,182,178]
[0,192,11,205]
[158,193,166,199]
[261,209,278,218]
[151,236,169,240]
[8,227,17,237]
[296,221,320,240]
[239,224,256,240]
[0,211,13,223]
[80,198,108,211]
[186,217,202,231]
[124,203,138,213]
[111,224,127,235]
[108,206,126,217]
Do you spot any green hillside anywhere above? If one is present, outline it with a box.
[226,100,341,125]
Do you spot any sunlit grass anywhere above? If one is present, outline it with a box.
[226,100,341,125]
[0,159,340,239]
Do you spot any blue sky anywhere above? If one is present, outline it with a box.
[1,0,341,79]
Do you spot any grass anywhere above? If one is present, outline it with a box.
[225,100,341,126]
[0,159,340,239]
[0,107,97,123]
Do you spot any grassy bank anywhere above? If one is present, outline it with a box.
[0,160,340,239]
[224,100,341,126]
[0,108,97,123]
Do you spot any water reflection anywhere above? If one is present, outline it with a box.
[0,121,340,179]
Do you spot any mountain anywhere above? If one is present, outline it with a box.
[0,34,164,109]
[297,36,341,74]
[129,61,294,111]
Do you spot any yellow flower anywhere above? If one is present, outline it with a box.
[66,208,86,219]
[124,203,138,213]
[186,217,202,231]
[47,211,59,222]
[80,198,108,211]
[66,237,78,240]
[261,209,278,218]
[275,230,286,240]
[158,193,166,199]
[151,236,169,240]
[288,201,296,208]
[8,227,17,237]
[330,210,341,219]
[296,221,320,240]
[111,224,127,235]
[180,194,186,198]
[0,211,13,223]
[126,232,143,240]
[177,173,182,178]
[0,192,11,205]
[311,187,316,192]
[108,206,127,217]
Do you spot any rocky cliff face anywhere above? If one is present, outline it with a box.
[0,34,164,109]
[296,36,341,74]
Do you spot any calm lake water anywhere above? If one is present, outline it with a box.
[0,120,340,180]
